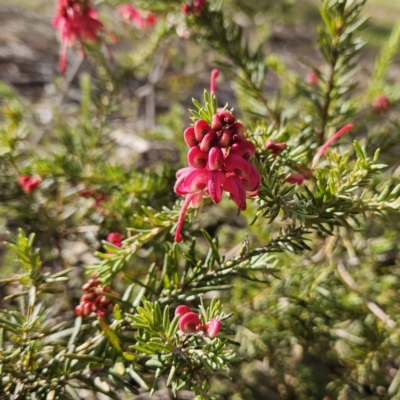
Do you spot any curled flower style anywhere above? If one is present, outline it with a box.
[278,124,354,185]
[117,5,157,30]
[53,0,104,73]
[174,70,261,242]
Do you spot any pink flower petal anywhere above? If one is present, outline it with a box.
[224,153,251,178]
[204,318,221,338]
[223,175,247,210]
[208,171,226,204]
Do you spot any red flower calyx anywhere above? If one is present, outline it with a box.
[174,69,261,242]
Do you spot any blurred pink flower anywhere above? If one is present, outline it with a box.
[372,95,390,114]
[18,175,41,194]
[118,5,157,30]
[307,70,319,85]
[53,0,103,73]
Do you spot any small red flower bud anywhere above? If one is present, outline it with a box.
[181,4,191,14]
[75,305,82,316]
[179,312,201,334]
[265,139,287,157]
[204,318,221,338]
[82,302,92,316]
[211,114,223,131]
[175,305,192,317]
[307,70,319,85]
[286,173,305,185]
[194,120,211,142]
[199,131,218,152]
[106,232,122,247]
[208,146,224,171]
[218,129,233,148]
[183,127,198,147]
[80,293,95,302]
[230,140,256,161]
[372,95,390,114]
[187,146,208,169]
[229,122,246,142]
[217,110,235,125]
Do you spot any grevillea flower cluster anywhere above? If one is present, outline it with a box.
[175,305,221,338]
[53,0,104,73]
[18,175,41,194]
[174,70,261,242]
[117,5,156,29]
[75,275,118,318]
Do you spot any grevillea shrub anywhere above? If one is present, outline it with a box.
[1,1,400,399]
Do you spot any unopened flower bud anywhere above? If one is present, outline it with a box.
[230,122,246,142]
[179,312,201,334]
[307,70,319,85]
[208,146,224,171]
[372,95,390,114]
[218,129,233,148]
[217,110,235,125]
[183,127,198,147]
[175,305,191,317]
[199,131,217,152]
[211,114,223,131]
[194,120,211,142]
[187,146,208,169]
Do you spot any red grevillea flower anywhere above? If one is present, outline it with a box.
[18,175,41,194]
[106,232,122,247]
[174,70,261,242]
[53,0,104,73]
[117,5,156,29]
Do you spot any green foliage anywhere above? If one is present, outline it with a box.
[1,0,400,399]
